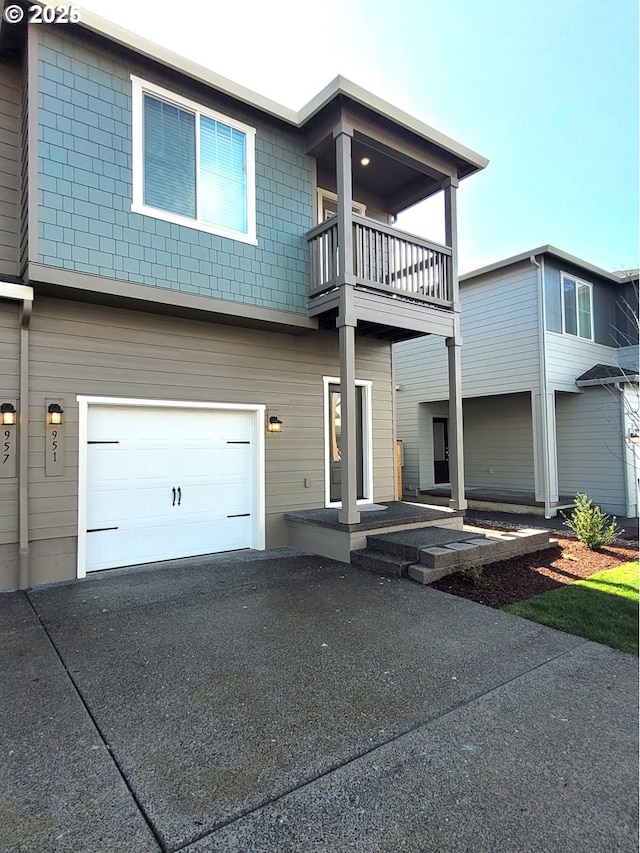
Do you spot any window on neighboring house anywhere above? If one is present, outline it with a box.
[562,274,593,340]
[131,76,257,244]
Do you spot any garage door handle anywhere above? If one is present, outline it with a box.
[177,487,182,506]
[172,487,176,506]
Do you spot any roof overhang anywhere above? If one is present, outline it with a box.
[575,364,639,387]
[460,245,627,286]
[1,2,487,190]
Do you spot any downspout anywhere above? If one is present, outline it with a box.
[19,298,32,589]
[0,282,33,589]
[530,255,552,518]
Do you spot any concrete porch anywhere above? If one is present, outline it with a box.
[285,501,463,562]
[414,487,576,516]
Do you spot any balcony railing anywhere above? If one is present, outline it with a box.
[306,214,453,308]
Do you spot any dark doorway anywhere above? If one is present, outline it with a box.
[433,417,449,483]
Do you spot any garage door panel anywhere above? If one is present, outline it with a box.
[85,405,258,572]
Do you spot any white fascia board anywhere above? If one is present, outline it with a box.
[461,245,624,286]
[0,281,34,301]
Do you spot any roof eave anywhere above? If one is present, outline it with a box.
[460,245,626,285]
[576,376,639,388]
[60,9,488,176]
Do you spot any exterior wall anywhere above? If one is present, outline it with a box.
[0,296,395,590]
[545,332,621,392]
[394,261,540,491]
[0,300,20,566]
[0,57,21,278]
[463,393,535,491]
[617,345,639,371]
[35,27,313,314]
[543,259,617,346]
[555,387,628,516]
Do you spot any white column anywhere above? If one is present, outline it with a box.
[531,390,559,516]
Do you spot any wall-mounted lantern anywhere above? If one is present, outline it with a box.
[628,431,639,445]
[1,403,17,425]
[267,415,283,433]
[47,403,64,425]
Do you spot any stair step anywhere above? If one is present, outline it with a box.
[366,526,483,561]
[350,549,413,577]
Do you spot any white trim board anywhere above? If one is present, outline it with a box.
[322,377,374,508]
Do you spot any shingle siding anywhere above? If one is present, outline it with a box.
[35,28,313,313]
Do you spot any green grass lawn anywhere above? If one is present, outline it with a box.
[503,561,639,655]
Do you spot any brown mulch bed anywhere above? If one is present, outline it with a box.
[430,531,639,609]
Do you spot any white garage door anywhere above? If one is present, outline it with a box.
[85,405,256,572]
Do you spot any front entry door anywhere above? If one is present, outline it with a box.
[329,383,364,503]
[433,417,449,484]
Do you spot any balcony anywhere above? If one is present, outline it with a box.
[306,215,453,310]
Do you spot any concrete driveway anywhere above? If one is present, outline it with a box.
[1,548,637,852]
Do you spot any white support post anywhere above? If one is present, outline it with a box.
[531,391,559,517]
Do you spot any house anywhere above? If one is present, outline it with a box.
[394,247,639,518]
[0,3,488,590]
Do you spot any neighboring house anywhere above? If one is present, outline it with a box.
[0,4,487,590]
[394,247,639,518]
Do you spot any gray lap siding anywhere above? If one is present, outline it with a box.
[0,296,394,589]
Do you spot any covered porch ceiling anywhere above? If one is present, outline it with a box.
[303,91,487,216]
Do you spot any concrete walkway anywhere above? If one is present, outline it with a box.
[1,549,637,852]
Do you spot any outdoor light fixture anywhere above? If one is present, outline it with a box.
[628,431,640,444]
[360,156,371,167]
[1,403,16,425]
[47,403,64,425]
[267,416,283,433]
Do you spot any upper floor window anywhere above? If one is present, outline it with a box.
[131,77,257,244]
[562,274,593,340]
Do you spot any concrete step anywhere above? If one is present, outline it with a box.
[408,528,558,585]
[351,525,557,584]
[365,526,486,562]
[350,549,413,577]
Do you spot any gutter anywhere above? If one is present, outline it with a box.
[0,282,33,589]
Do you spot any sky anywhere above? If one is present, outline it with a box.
[77,0,639,275]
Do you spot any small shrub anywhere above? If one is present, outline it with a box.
[459,564,486,586]
[562,493,623,551]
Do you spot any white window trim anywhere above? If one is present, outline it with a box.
[76,396,266,578]
[322,377,374,508]
[560,272,594,341]
[317,188,366,223]
[130,76,257,245]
